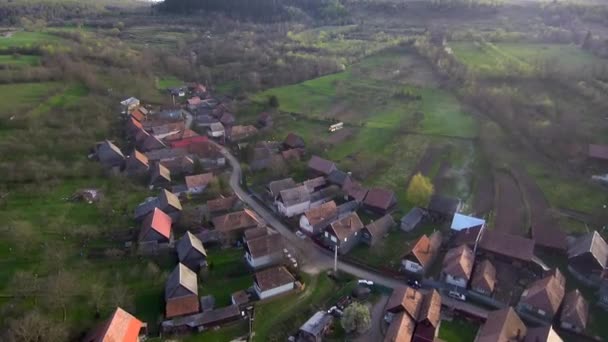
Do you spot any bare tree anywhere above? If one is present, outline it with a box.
[6,310,68,342]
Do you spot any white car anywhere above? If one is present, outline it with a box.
[358,279,374,286]
[295,231,306,239]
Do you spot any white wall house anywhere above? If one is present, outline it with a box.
[277,200,311,218]
[255,281,294,300]
[402,260,424,274]
[245,251,282,269]
[299,215,314,233]
[445,274,468,288]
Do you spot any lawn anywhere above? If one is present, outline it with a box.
[0,31,60,49]
[156,76,184,90]
[28,84,89,117]
[181,321,249,342]
[200,248,253,307]
[438,318,479,342]
[451,41,606,77]
[0,54,40,66]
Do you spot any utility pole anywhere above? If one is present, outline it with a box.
[334,244,338,273]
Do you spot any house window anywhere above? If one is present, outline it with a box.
[330,236,337,243]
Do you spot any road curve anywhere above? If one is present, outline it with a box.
[211,142,406,289]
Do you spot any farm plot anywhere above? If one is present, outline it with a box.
[493,170,527,236]
[0,54,40,67]
[0,82,63,117]
[450,41,606,77]
[0,31,60,49]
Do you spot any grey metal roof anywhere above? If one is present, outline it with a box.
[165,263,198,300]
[177,231,207,261]
[279,185,311,207]
[299,311,332,336]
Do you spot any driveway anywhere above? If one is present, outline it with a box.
[355,294,389,342]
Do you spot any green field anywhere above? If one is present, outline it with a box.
[0,31,60,49]
[200,248,253,307]
[438,318,479,342]
[0,82,62,116]
[0,54,40,66]
[451,41,606,76]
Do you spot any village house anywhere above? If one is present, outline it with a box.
[517,269,565,321]
[344,181,369,203]
[121,97,140,112]
[531,218,567,253]
[144,147,188,162]
[165,263,200,318]
[228,125,258,142]
[149,162,172,189]
[450,225,483,248]
[478,230,537,268]
[385,287,442,342]
[187,96,202,108]
[268,178,297,200]
[560,289,588,334]
[208,122,225,138]
[183,173,215,195]
[442,245,474,289]
[245,233,284,269]
[327,169,351,188]
[298,311,333,342]
[131,107,146,122]
[95,140,125,169]
[176,231,208,271]
[568,231,608,285]
[401,232,442,275]
[281,148,301,162]
[195,114,219,128]
[161,304,243,334]
[127,116,144,137]
[307,155,337,177]
[303,177,326,192]
[523,326,563,342]
[254,266,296,300]
[231,290,251,308]
[471,259,497,296]
[250,144,273,171]
[276,185,312,217]
[206,195,238,217]
[140,134,167,152]
[401,207,426,232]
[299,200,338,235]
[323,212,364,254]
[475,307,527,342]
[161,156,195,176]
[220,112,235,127]
[134,189,182,221]
[188,140,226,168]
[258,112,273,128]
[139,208,173,247]
[163,128,200,144]
[83,307,146,342]
[212,209,262,245]
[362,188,397,215]
[244,227,268,241]
[284,132,305,149]
[134,128,150,148]
[361,214,395,246]
[427,195,461,222]
[125,149,149,176]
[450,213,485,233]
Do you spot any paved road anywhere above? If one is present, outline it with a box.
[213,142,406,289]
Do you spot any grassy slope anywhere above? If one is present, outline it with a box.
[0,82,62,116]
[451,41,605,76]
[0,54,40,66]
[0,31,60,49]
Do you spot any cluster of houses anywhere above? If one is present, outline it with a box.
[85,96,303,340]
[264,152,399,255]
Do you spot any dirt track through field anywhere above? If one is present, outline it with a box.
[493,170,528,236]
[473,172,494,216]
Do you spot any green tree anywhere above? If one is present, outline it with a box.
[268,95,279,108]
[406,173,434,207]
[341,302,371,334]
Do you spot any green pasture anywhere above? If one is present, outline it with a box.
[0,54,40,66]
[0,31,60,49]
[0,82,62,116]
[451,41,606,76]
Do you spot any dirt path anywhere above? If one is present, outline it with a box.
[473,171,494,216]
[493,170,528,236]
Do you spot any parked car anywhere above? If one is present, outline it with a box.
[448,290,466,301]
[358,279,374,286]
[407,279,421,289]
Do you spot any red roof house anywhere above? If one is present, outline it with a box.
[139,208,173,244]
[83,307,144,342]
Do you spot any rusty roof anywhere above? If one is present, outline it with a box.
[329,212,364,241]
[364,214,396,238]
[442,245,474,281]
[385,287,440,327]
[476,307,527,342]
[246,233,283,259]
[519,269,565,317]
[254,266,295,291]
[304,201,337,227]
[87,307,143,342]
[418,289,441,328]
[404,232,442,268]
[363,188,396,211]
[471,259,497,294]
[268,178,297,197]
[140,208,173,241]
[479,230,535,262]
[307,155,336,175]
[284,133,305,148]
[207,195,237,213]
[560,289,588,331]
[384,312,414,342]
[185,173,215,189]
[212,210,259,232]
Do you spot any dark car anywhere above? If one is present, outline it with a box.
[407,279,421,289]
